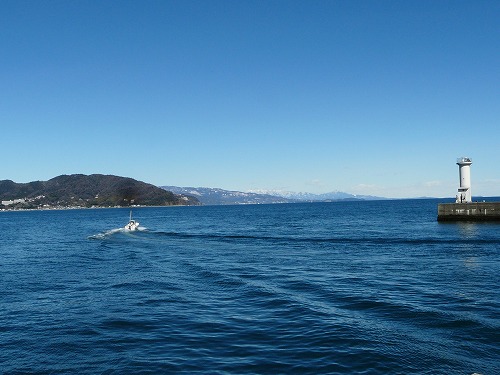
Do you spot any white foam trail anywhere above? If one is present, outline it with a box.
[88,228,124,239]
[89,226,148,239]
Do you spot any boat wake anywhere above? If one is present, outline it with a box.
[88,226,148,240]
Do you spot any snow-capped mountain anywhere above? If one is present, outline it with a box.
[161,186,295,205]
[247,189,354,200]
[161,186,386,205]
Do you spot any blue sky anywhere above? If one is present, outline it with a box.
[1,0,498,198]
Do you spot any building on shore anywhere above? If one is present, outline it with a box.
[1,198,26,206]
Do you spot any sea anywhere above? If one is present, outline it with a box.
[1,199,499,374]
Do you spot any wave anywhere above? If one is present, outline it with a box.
[87,225,500,250]
[120,230,500,246]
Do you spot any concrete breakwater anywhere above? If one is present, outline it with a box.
[437,202,500,221]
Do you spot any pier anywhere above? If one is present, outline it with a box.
[437,202,500,222]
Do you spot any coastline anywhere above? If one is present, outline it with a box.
[0,204,194,213]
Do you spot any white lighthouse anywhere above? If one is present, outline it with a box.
[456,157,472,203]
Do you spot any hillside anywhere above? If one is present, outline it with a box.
[0,174,200,209]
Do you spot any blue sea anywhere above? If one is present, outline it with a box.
[1,200,499,374]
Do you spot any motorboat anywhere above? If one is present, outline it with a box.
[125,210,139,231]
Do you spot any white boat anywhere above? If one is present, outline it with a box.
[124,210,139,231]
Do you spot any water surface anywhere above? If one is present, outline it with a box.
[1,200,499,374]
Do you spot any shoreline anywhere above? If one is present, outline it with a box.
[0,204,197,213]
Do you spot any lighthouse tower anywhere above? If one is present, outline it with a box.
[456,157,472,203]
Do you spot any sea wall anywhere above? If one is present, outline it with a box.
[437,202,500,222]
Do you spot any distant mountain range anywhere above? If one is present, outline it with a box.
[0,174,387,209]
[161,186,386,205]
[1,175,200,209]
[248,189,386,202]
[161,186,295,205]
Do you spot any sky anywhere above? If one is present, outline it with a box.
[1,0,498,198]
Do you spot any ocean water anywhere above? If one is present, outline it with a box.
[1,200,499,374]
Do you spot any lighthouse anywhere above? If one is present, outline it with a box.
[438,157,500,221]
[456,157,472,203]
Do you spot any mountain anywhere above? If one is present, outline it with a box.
[161,186,296,205]
[161,186,386,205]
[1,174,200,209]
[247,189,387,201]
[248,189,354,200]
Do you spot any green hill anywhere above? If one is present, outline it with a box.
[0,174,200,209]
